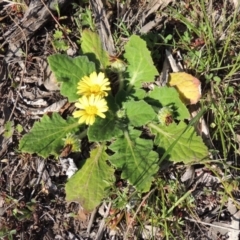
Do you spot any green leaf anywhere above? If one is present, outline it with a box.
[53,39,69,51]
[16,124,23,133]
[19,113,80,158]
[124,35,158,89]
[3,121,14,138]
[48,54,95,102]
[88,95,122,141]
[88,113,122,141]
[115,90,128,107]
[81,30,110,70]
[150,121,208,163]
[125,100,156,127]
[148,87,190,120]
[130,89,146,100]
[65,144,115,212]
[109,128,159,192]
[53,30,63,39]
[115,89,146,107]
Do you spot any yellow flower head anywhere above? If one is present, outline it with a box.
[73,94,108,125]
[62,133,80,152]
[77,72,111,97]
[157,107,173,126]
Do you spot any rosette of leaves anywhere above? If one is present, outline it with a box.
[19,31,208,211]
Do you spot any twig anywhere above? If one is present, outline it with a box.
[9,159,21,195]
[184,216,240,232]
[95,202,112,240]
[30,159,45,198]
[87,206,98,236]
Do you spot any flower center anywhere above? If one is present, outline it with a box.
[86,106,97,115]
[90,84,101,93]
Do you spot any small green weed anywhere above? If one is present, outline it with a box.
[0,196,37,239]
[3,121,14,138]
[52,29,71,52]
[0,228,17,240]
[72,4,95,32]
[3,121,23,138]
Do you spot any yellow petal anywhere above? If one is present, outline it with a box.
[73,110,85,118]
[168,72,201,105]
[97,72,105,83]
[79,95,89,107]
[96,112,106,118]
[79,114,88,123]
[90,72,97,80]
[85,115,95,125]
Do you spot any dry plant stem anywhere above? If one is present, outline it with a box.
[165,49,182,72]
[185,216,240,232]
[40,211,56,223]
[123,188,155,240]
[9,160,21,195]
[87,207,98,236]
[3,0,24,3]
[95,202,112,240]
[30,160,45,198]
[139,0,172,34]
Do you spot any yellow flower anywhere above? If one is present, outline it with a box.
[62,133,80,152]
[77,72,111,97]
[73,95,108,125]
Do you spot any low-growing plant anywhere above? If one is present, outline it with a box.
[19,30,208,212]
[52,29,71,52]
[0,196,37,239]
[3,121,23,139]
[72,4,95,33]
[3,121,14,138]
[0,228,16,240]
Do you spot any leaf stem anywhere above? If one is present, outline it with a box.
[147,122,169,136]
[118,71,124,92]
[78,128,88,139]
[126,82,134,94]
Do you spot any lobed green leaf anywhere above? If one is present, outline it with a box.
[81,30,110,70]
[150,121,208,163]
[125,100,156,127]
[88,95,122,141]
[48,54,95,102]
[19,113,80,158]
[88,113,122,141]
[65,144,115,212]
[109,128,159,192]
[124,35,158,90]
[148,86,190,120]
